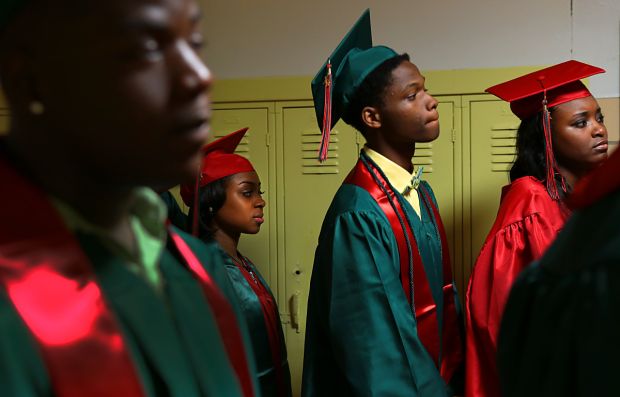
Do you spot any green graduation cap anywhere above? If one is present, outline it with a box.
[312,9,398,161]
[0,0,30,29]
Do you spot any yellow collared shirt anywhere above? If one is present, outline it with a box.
[364,146,421,217]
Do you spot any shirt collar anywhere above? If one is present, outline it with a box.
[363,146,422,194]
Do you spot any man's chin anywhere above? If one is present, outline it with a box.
[418,130,440,143]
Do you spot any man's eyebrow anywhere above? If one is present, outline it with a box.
[118,18,168,33]
[115,8,170,33]
[111,6,202,34]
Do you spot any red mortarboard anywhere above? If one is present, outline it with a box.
[180,127,254,208]
[486,60,605,120]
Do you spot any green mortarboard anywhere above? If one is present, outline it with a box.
[311,9,398,161]
[0,0,30,29]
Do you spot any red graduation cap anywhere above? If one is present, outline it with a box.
[486,60,604,120]
[485,60,605,200]
[180,127,255,234]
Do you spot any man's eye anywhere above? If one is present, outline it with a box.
[189,32,204,51]
[124,38,163,62]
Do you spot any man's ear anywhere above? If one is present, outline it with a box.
[361,106,382,129]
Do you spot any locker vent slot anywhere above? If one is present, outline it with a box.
[413,142,434,173]
[490,128,517,172]
[301,128,340,174]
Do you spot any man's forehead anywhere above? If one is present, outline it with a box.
[103,1,202,37]
[98,0,201,19]
[3,0,200,28]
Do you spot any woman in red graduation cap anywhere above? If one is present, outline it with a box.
[465,60,609,397]
[180,128,292,397]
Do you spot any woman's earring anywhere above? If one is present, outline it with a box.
[208,206,214,214]
[29,100,45,116]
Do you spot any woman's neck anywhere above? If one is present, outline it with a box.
[213,228,241,260]
[556,164,582,193]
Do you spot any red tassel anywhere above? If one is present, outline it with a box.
[318,60,332,162]
[541,97,566,200]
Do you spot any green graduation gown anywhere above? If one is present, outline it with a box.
[224,256,292,397]
[302,166,461,396]
[498,150,620,397]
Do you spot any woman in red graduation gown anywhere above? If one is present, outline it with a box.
[181,128,292,397]
[465,60,609,397]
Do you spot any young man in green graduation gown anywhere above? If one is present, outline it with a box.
[0,1,258,396]
[302,10,464,397]
[498,140,620,396]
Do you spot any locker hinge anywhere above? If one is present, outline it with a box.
[451,129,456,143]
[265,131,271,147]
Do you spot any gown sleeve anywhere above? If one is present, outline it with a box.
[465,210,562,397]
[303,207,448,397]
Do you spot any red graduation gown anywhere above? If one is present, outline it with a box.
[465,176,569,397]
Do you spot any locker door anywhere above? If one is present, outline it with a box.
[467,96,519,275]
[278,101,360,397]
[209,104,278,291]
